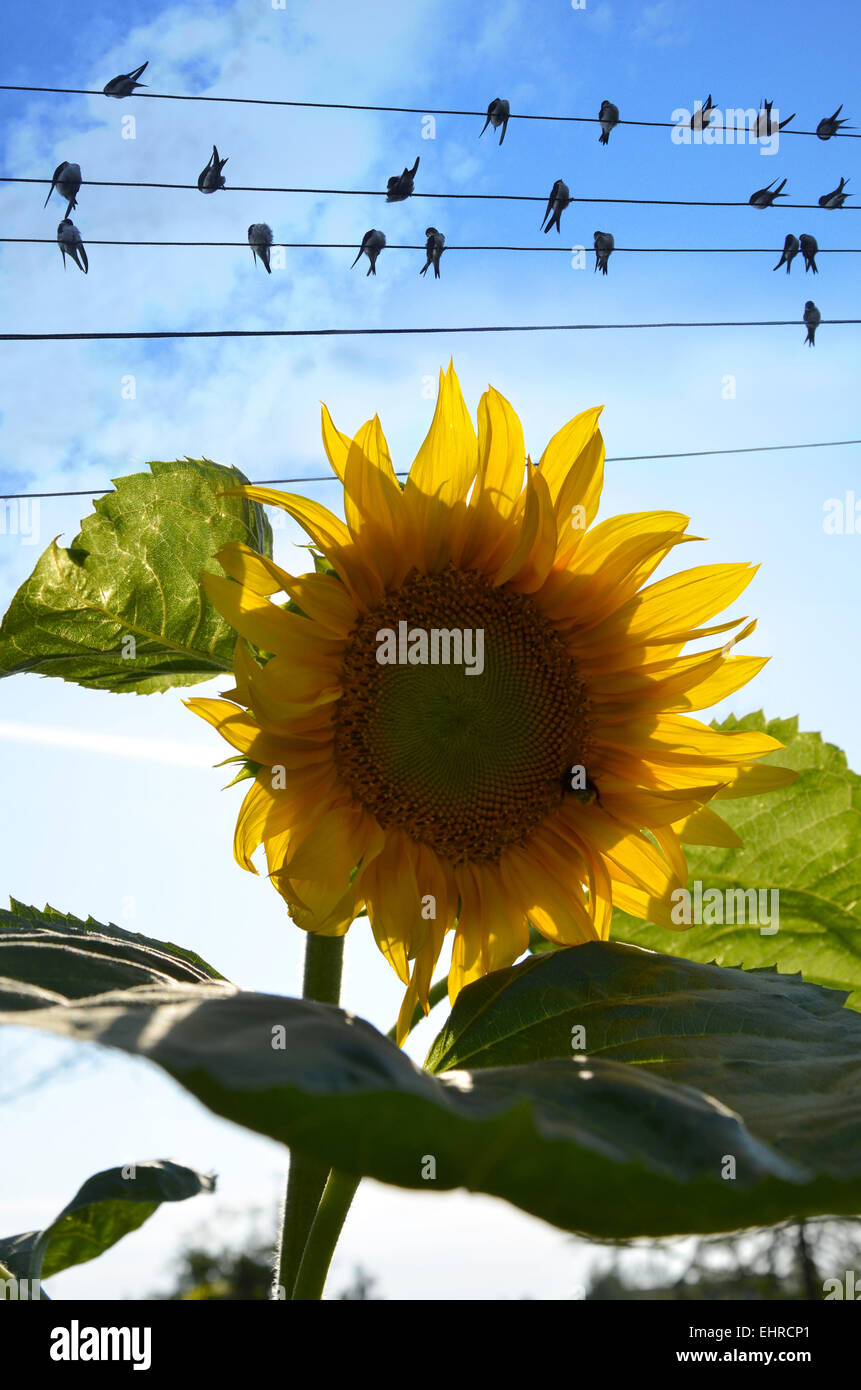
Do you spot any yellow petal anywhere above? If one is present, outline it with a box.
[407,362,478,505]
[610,880,682,931]
[362,833,421,985]
[342,437,405,588]
[711,763,798,799]
[320,403,353,481]
[475,387,525,519]
[222,486,376,603]
[500,838,598,946]
[594,563,759,644]
[202,574,344,672]
[672,804,745,848]
[216,543,358,637]
[602,713,785,764]
[354,415,397,480]
[537,406,604,514]
[186,697,321,765]
[492,464,556,588]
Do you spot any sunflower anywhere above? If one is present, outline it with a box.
[188,364,794,1043]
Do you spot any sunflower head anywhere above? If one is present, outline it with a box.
[188,364,795,1043]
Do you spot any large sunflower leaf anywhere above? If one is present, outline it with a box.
[0,458,271,693]
[3,978,860,1239]
[0,1161,215,1287]
[0,900,228,1009]
[611,713,861,1007]
[426,939,861,1183]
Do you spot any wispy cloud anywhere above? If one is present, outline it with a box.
[0,720,216,765]
[632,2,690,46]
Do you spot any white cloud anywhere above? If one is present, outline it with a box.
[0,719,217,765]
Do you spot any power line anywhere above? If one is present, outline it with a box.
[0,83,857,139]
[0,321,857,344]
[2,176,858,211]
[3,237,861,254]
[3,439,858,502]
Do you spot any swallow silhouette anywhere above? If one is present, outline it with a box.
[773,234,799,274]
[755,98,795,136]
[593,231,614,275]
[803,300,821,347]
[103,62,148,98]
[799,234,819,274]
[541,179,570,234]
[749,178,787,208]
[248,223,273,273]
[386,157,419,203]
[690,94,716,130]
[598,100,619,145]
[57,218,88,273]
[198,145,228,193]
[819,177,851,209]
[351,229,386,275]
[44,161,81,217]
[480,97,510,145]
[816,105,853,140]
[420,227,445,278]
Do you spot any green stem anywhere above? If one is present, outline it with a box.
[278,956,447,1298]
[275,934,344,1298]
[284,973,449,1300]
[291,1171,361,1301]
[301,932,345,1007]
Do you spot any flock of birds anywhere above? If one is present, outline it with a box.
[43,64,855,346]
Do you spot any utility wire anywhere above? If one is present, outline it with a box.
[2,177,858,210]
[0,84,857,139]
[3,439,858,502]
[1,321,858,343]
[3,237,861,253]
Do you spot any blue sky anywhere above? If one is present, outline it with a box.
[1,0,859,1299]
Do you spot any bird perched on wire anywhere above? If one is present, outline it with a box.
[420,227,445,278]
[57,218,87,273]
[773,234,799,274]
[44,161,81,217]
[248,223,273,274]
[479,97,510,145]
[541,179,570,234]
[754,99,795,136]
[818,177,851,209]
[799,234,818,274]
[803,301,821,347]
[386,157,419,202]
[816,105,852,140]
[351,229,386,275]
[598,100,619,145]
[198,146,228,193]
[749,178,787,208]
[593,231,614,275]
[103,62,148,98]
[690,94,716,130]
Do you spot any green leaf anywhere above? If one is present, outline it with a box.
[0,1161,215,1285]
[0,900,227,1010]
[0,458,271,693]
[3,977,860,1239]
[215,755,263,789]
[612,713,861,1007]
[426,939,861,1183]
